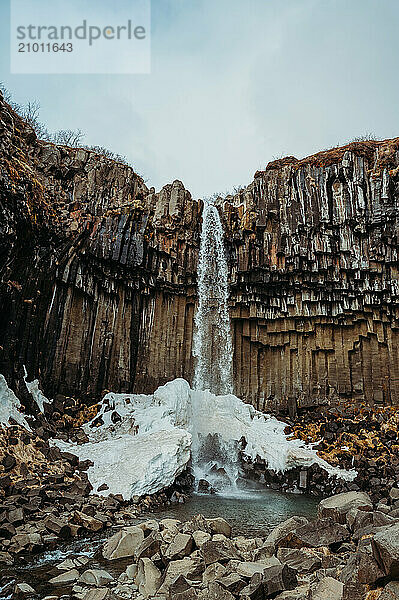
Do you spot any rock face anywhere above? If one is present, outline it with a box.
[1,92,399,409]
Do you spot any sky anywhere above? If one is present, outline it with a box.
[1,0,399,199]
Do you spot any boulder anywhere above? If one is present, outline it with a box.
[72,511,104,532]
[236,557,280,579]
[82,589,111,600]
[102,525,144,560]
[192,530,211,548]
[318,492,372,524]
[277,548,321,573]
[49,568,80,586]
[201,538,239,565]
[164,533,193,560]
[135,557,162,598]
[372,523,399,578]
[202,562,227,583]
[135,530,162,560]
[240,564,297,598]
[78,569,114,586]
[281,518,350,549]
[379,582,399,600]
[14,583,36,597]
[158,557,204,594]
[205,581,235,599]
[265,516,309,549]
[217,572,246,595]
[207,518,232,538]
[310,577,343,600]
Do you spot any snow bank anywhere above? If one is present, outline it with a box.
[0,375,31,430]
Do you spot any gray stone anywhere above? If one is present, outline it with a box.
[372,523,399,578]
[78,569,114,586]
[389,488,399,502]
[217,572,246,595]
[318,492,372,524]
[277,548,321,573]
[236,557,280,579]
[202,562,227,583]
[192,530,211,548]
[201,538,239,564]
[283,518,350,548]
[102,525,144,560]
[265,516,309,549]
[82,589,111,600]
[14,583,36,596]
[207,518,232,538]
[136,557,162,598]
[164,533,193,560]
[49,568,80,586]
[310,577,343,600]
[379,582,399,600]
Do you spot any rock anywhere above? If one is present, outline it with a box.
[0,551,13,565]
[2,454,16,471]
[236,557,280,579]
[240,564,297,598]
[379,582,399,600]
[318,492,372,524]
[277,548,322,573]
[8,507,24,524]
[49,568,80,585]
[217,572,246,595]
[372,523,399,578]
[14,583,36,596]
[44,516,71,538]
[274,584,310,599]
[78,569,114,586]
[339,538,384,585]
[266,516,309,549]
[136,557,162,598]
[207,518,232,538]
[202,562,227,583]
[310,577,343,600]
[253,541,275,560]
[282,518,350,549]
[56,556,89,571]
[192,530,211,547]
[135,530,162,560]
[82,589,111,600]
[164,533,193,560]
[158,557,204,594]
[73,511,104,532]
[201,538,239,564]
[205,581,235,599]
[102,525,144,560]
[389,488,399,502]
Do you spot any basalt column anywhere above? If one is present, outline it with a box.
[223,141,399,410]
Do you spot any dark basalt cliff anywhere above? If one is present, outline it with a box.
[1,92,399,410]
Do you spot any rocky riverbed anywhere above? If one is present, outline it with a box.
[2,490,399,599]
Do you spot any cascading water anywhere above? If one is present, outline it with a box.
[192,199,233,395]
[191,199,240,493]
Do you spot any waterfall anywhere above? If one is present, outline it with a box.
[191,199,239,493]
[192,199,233,395]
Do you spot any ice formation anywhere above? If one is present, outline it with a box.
[0,374,31,430]
[23,367,50,413]
[52,378,355,500]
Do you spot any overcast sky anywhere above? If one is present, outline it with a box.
[1,0,399,198]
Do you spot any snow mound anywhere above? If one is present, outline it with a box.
[23,367,51,413]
